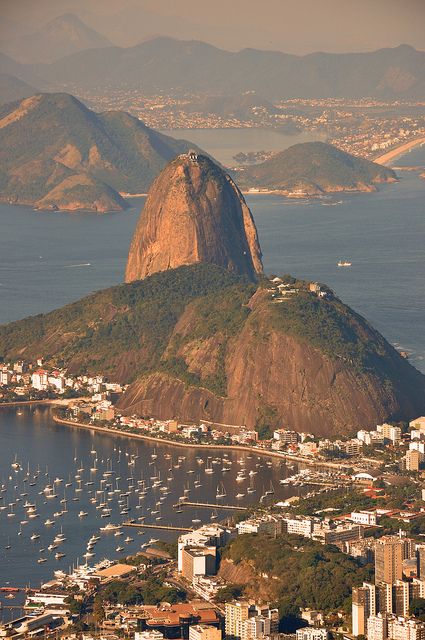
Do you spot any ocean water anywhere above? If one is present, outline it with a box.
[0,166,424,370]
[0,406,302,597]
[0,132,424,592]
[159,127,327,167]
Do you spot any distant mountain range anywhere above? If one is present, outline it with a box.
[1,13,112,64]
[4,38,421,100]
[0,74,37,105]
[0,93,202,212]
[237,142,397,195]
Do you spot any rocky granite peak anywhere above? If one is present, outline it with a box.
[125,153,263,282]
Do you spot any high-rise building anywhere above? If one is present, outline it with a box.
[405,449,422,472]
[416,544,425,580]
[352,583,376,636]
[376,582,393,614]
[367,614,388,640]
[375,536,412,584]
[393,580,410,616]
[225,603,278,640]
[181,546,217,580]
[189,625,222,640]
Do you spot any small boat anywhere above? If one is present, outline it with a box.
[54,552,66,560]
[38,558,47,564]
[78,511,88,518]
[337,260,352,267]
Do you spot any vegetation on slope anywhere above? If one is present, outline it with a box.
[221,533,373,628]
[0,264,252,390]
[0,92,201,209]
[0,264,413,394]
[238,141,396,193]
[269,290,390,374]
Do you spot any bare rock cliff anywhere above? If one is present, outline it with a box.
[125,153,263,282]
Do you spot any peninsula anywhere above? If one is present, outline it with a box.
[0,154,424,437]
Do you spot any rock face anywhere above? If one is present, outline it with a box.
[117,286,425,436]
[125,154,263,282]
[1,263,424,437]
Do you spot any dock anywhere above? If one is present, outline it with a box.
[173,501,248,511]
[122,521,193,532]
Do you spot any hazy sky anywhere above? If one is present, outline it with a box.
[1,0,425,54]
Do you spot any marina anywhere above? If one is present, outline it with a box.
[0,405,311,610]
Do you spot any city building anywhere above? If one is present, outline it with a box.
[296,629,328,640]
[367,614,388,640]
[189,625,222,640]
[375,536,413,584]
[273,429,299,445]
[135,632,165,640]
[181,547,217,581]
[377,424,402,446]
[178,525,229,572]
[351,511,378,526]
[405,450,422,472]
[352,583,377,636]
[224,602,278,640]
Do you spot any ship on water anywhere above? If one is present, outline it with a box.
[337,260,352,267]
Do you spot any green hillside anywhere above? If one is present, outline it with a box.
[0,263,424,435]
[0,92,202,211]
[238,141,396,194]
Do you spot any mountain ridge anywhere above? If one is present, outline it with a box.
[0,263,423,436]
[23,39,425,99]
[0,92,205,212]
[0,13,113,64]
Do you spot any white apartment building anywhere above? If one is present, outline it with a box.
[377,424,402,445]
[368,614,388,640]
[189,625,222,640]
[296,629,328,640]
[225,603,278,640]
[135,631,164,640]
[31,369,49,390]
[388,617,425,640]
[351,511,377,526]
[178,525,228,572]
[284,517,314,537]
[273,429,299,445]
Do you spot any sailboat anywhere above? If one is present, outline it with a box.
[216,482,226,499]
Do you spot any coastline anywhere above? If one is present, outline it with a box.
[374,137,425,166]
[0,399,66,408]
[0,397,88,408]
[51,414,353,470]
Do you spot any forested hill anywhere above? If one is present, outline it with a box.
[1,263,424,436]
[237,142,396,195]
[0,92,201,211]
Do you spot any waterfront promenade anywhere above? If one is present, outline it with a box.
[52,414,358,470]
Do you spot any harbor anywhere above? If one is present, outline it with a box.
[0,405,314,610]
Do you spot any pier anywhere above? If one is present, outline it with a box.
[173,501,248,511]
[122,521,194,532]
